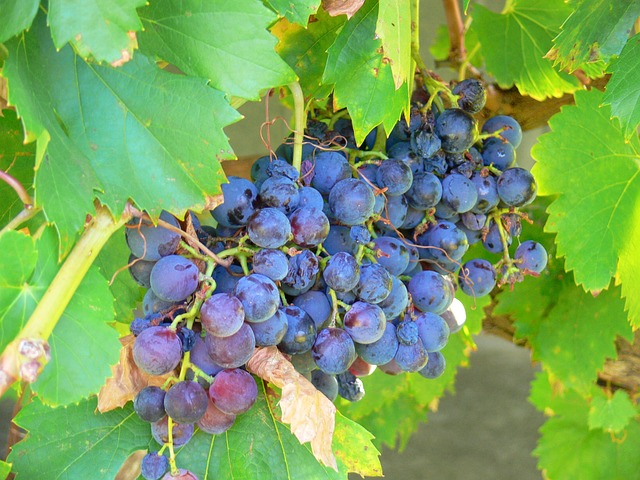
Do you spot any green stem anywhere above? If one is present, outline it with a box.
[288,81,306,174]
[371,124,387,153]
[0,205,127,397]
[0,206,41,235]
[167,417,178,475]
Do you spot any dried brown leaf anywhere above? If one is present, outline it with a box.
[246,347,338,470]
[322,0,365,18]
[97,334,172,413]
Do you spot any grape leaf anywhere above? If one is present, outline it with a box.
[267,0,320,26]
[602,33,640,140]
[588,389,638,434]
[0,226,121,405]
[273,9,346,100]
[323,0,409,145]
[549,0,640,72]
[4,13,241,255]
[173,384,376,479]
[0,0,38,43]
[376,0,412,89]
[0,110,35,230]
[333,414,382,477]
[8,397,150,479]
[0,460,9,480]
[472,0,579,100]
[429,24,483,66]
[48,0,145,65]
[139,0,297,100]
[531,89,640,327]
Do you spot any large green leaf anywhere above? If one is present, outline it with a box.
[472,0,579,100]
[602,33,640,140]
[376,0,412,89]
[0,0,39,43]
[0,109,35,230]
[530,373,640,480]
[48,0,145,64]
[0,227,121,405]
[0,460,10,480]
[267,0,320,26]
[323,0,409,145]
[173,384,381,478]
[139,0,297,100]
[273,8,346,100]
[8,397,150,479]
[531,89,640,327]
[549,0,640,72]
[4,13,240,254]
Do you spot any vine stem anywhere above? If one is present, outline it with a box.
[442,0,466,64]
[288,81,305,174]
[0,204,128,397]
[0,169,33,208]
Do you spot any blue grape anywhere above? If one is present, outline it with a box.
[247,208,291,248]
[461,212,487,231]
[405,172,442,210]
[177,327,197,352]
[250,155,273,184]
[496,167,537,207]
[211,264,244,294]
[401,204,426,229]
[310,151,351,194]
[150,255,199,302]
[456,222,483,246]
[292,291,332,328]
[515,240,548,273]
[482,115,522,148]
[311,370,338,401]
[354,323,399,365]
[323,252,360,292]
[126,211,181,261]
[396,320,419,345]
[425,220,469,262]
[290,350,317,374]
[378,276,409,320]
[336,371,365,401]
[323,225,357,255]
[205,323,256,368]
[266,158,299,181]
[133,326,182,375]
[459,258,497,297]
[252,248,289,281]
[211,176,258,228]
[377,194,409,229]
[419,351,447,379]
[350,225,371,244]
[441,173,478,213]
[259,176,300,215]
[434,108,477,153]
[249,309,288,346]
[376,159,413,196]
[283,250,319,292]
[329,179,375,226]
[452,78,486,113]
[354,263,393,304]
[312,327,357,374]
[289,206,330,247]
[298,186,324,210]
[408,271,455,314]
[200,293,245,337]
[141,452,169,480]
[415,312,450,352]
[470,172,500,214]
[134,386,166,423]
[411,129,442,159]
[395,342,428,372]
[482,137,516,170]
[278,306,317,354]
[372,237,410,276]
[344,301,386,344]
[482,221,511,254]
[164,381,208,424]
[142,289,176,316]
[234,274,280,323]
[128,254,155,288]
[387,141,423,175]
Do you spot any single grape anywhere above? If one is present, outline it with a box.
[311,370,339,401]
[289,206,330,247]
[209,368,258,415]
[250,155,273,184]
[252,248,289,281]
[329,178,375,226]
[322,225,357,255]
[459,259,497,297]
[353,263,393,304]
[378,277,409,321]
[312,327,357,374]
[378,358,404,376]
[323,252,360,292]
[461,212,487,231]
[350,225,372,245]
[247,208,291,248]
[234,274,280,323]
[133,326,182,376]
[344,301,386,344]
[141,452,169,480]
[387,142,423,174]
[310,151,352,194]
[177,327,197,353]
[419,351,447,379]
[377,193,409,229]
[283,250,320,293]
[434,108,477,153]
[142,290,176,316]
[410,129,442,159]
[401,204,427,229]
[441,173,478,214]
[266,158,299,181]
[395,342,428,372]
[292,291,332,329]
[186,337,223,387]
[197,396,236,435]
[126,211,181,261]
[336,371,365,402]
[211,264,244,294]
[441,298,467,333]
[249,309,289,347]
[470,172,500,214]
[415,312,450,352]
[134,386,166,423]
[290,350,317,374]
[200,293,245,338]
[298,186,324,210]
[164,381,208,424]
[211,176,258,228]
[151,416,194,447]
[205,323,256,368]
[496,167,537,207]
[129,254,156,288]
[405,172,443,210]
[481,115,522,148]
[482,137,516,171]
[258,176,300,215]
[515,240,548,273]
[149,255,199,302]
[482,221,511,254]
[376,159,414,196]
[348,357,377,377]
[372,237,410,276]
[452,78,486,113]
[278,306,317,354]
[425,220,469,262]
[408,271,455,315]
[396,320,419,345]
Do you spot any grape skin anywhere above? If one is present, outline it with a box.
[151,416,194,447]
[164,381,209,424]
[126,211,181,261]
[149,255,199,303]
[141,452,169,480]
[343,301,387,344]
[200,293,245,338]
[133,326,182,376]
[234,274,280,323]
[205,323,256,369]
[134,386,166,423]
[247,208,291,248]
[329,178,375,226]
[312,327,357,374]
[197,397,236,434]
[209,368,258,415]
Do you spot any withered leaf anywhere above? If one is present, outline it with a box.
[322,0,366,18]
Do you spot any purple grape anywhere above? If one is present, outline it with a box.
[252,248,289,281]
[211,176,258,228]
[209,368,258,415]
[298,186,324,210]
[126,211,181,261]
[186,337,224,386]
[452,78,486,113]
[143,290,178,316]
[197,396,236,434]
[496,167,537,207]
[515,240,548,273]
[131,316,153,336]
[353,263,393,304]
[396,320,419,345]
[133,326,182,375]
[205,323,256,368]
[415,312,450,352]
[482,115,522,148]
[377,193,409,229]
[348,357,377,377]
[134,386,166,423]
[459,258,497,297]
[200,293,245,337]
[441,173,478,213]
[162,469,198,479]
[278,306,317,354]
[292,291,332,328]
[247,208,291,248]
[311,370,339,401]
[372,237,410,276]
[376,159,413,196]
[312,327,357,374]
[258,176,300,215]
[344,301,386,344]
[149,255,199,302]
[141,452,169,480]
[249,309,289,346]
[234,274,280,323]
[378,276,409,320]
[482,137,516,170]
[289,206,330,247]
[405,172,442,210]
[426,220,469,262]
[283,250,319,293]
[378,358,404,376]
[395,342,428,372]
[323,252,360,292]
[336,371,365,402]
[435,108,477,153]
[164,381,208,424]
[482,221,511,254]
[329,178,375,226]
[419,351,447,379]
[408,271,455,314]
[129,254,156,288]
[310,151,352,194]
[151,416,194,447]
[322,225,357,255]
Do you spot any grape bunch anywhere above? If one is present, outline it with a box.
[124,78,547,479]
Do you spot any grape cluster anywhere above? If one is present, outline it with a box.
[125,79,547,479]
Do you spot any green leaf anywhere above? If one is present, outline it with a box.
[139,0,297,100]
[0,227,121,405]
[602,33,640,139]
[531,89,640,327]
[267,0,320,26]
[323,0,409,144]
[0,460,10,480]
[4,13,241,254]
[173,384,351,478]
[9,397,150,479]
[429,24,482,66]
[463,0,470,14]
[549,0,640,72]
[588,390,638,434]
[376,0,412,89]
[0,0,39,43]
[472,0,579,100]
[48,0,145,64]
[273,8,346,100]
[0,109,36,230]
[333,413,382,477]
